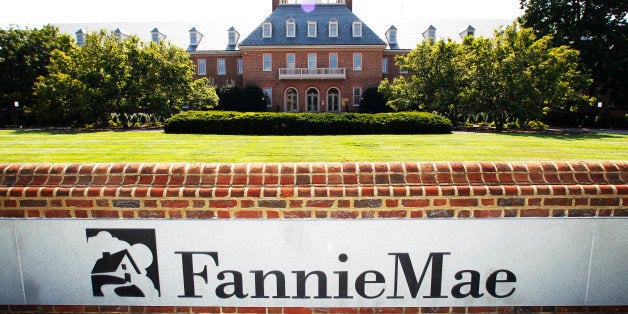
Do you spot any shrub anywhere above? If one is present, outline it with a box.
[164,111,452,135]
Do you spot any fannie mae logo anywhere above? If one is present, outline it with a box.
[86,229,160,298]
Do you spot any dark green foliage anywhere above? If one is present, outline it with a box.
[217,83,267,112]
[164,111,452,135]
[520,0,627,108]
[359,87,391,113]
[0,25,73,116]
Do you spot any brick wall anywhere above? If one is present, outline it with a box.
[1,161,626,313]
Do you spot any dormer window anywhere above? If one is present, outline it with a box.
[389,30,397,44]
[263,22,273,38]
[423,25,436,41]
[151,28,166,44]
[352,21,362,38]
[75,29,85,46]
[459,25,475,38]
[228,27,240,46]
[308,21,317,38]
[386,26,398,48]
[286,19,296,38]
[189,27,203,46]
[114,29,127,41]
[329,19,338,38]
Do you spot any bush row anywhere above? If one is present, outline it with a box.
[164,111,452,135]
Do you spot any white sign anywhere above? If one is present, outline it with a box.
[0,219,626,307]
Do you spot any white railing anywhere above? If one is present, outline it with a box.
[279,68,346,80]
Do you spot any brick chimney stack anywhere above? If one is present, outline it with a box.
[272,0,280,11]
[345,0,353,11]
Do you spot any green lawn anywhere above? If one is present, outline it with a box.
[0,130,626,163]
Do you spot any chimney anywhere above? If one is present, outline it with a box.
[345,0,353,11]
[272,0,280,11]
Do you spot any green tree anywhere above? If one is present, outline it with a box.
[359,87,390,113]
[0,25,73,114]
[379,40,468,125]
[33,30,201,127]
[462,23,591,129]
[188,78,219,111]
[520,0,627,108]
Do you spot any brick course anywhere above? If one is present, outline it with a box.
[0,161,626,313]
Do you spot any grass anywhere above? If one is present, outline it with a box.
[0,129,626,163]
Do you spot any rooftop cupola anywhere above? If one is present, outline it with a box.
[459,25,475,38]
[151,28,166,44]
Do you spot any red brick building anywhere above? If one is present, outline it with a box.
[188,0,409,112]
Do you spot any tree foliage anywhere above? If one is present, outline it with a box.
[520,0,627,107]
[32,30,216,127]
[380,23,591,130]
[0,25,73,111]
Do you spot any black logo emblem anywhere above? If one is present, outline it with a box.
[86,229,160,297]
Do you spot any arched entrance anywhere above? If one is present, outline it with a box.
[285,88,298,112]
[306,88,319,112]
[327,88,340,112]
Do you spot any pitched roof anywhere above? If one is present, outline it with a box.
[92,250,141,275]
[239,4,386,47]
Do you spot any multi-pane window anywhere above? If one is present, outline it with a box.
[353,21,363,37]
[263,22,272,38]
[329,53,338,69]
[263,54,272,71]
[286,53,296,69]
[197,59,206,75]
[228,31,237,45]
[263,88,273,108]
[389,30,397,44]
[329,20,338,37]
[308,53,317,69]
[217,59,226,75]
[382,58,388,74]
[152,33,160,43]
[190,32,197,45]
[237,58,243,75]
[353,53,362,71]
[353,87,362,106]
[286,19,296,37]
[308,21,317,37]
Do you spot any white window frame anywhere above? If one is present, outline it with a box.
[237,58,243,75]
[286,53,296,69]
[190,32,198,45]
[329,20,338,38]
[263,54,272,72]
[352,21,363,38]
[353,53,362,71]
[217,59,226,76]
[228,31,237,45]
[308,53,317,69]
[263,88,273,108]
[389,30,397,44]
[262,22,273,38]
[308,21,317,38]
[382,58,388,74]
[197,59,206,76]
[329,53,338,69]
[353,87,362,107]
[286,19,296,38]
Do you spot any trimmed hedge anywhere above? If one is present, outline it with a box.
[164,111,452,135]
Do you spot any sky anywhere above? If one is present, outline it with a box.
[1,0,524,26]
[1,0,525,49]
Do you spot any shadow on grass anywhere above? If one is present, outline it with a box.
[498,132,624,141]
